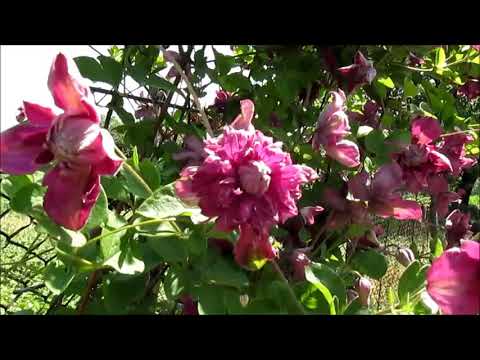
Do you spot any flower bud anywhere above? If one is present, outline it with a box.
[395,247,415,267]
[291,249,311,281]
[238,160,272,195]
[355,277,372,307]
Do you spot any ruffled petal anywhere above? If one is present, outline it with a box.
[23,101,57,127]
[411,117,442,145]
[325,139,360,167]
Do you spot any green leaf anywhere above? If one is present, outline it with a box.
[145,75,175,91]
[103,242,145,275]
[136,183,195,219]
[221,72,252,92]
[163,267,185,301]
[213,49,235,76]
[10,183,43,214]
[196,285,227,315]
[310,262,347,311]
[398,260,428,304]
[74,56,108,83]
[434,47,446,73]
[304,266,336,315]
[43,261,75,295]
[101,177,129,202]
[351,249,388,279]
[343,298,363,315]
[0,175,32,198]
[113,106,135,124]
[203,255,249,289]
[139,160,161,191]
[365,129,385,155]
[146,236,188,263]
[404,78,418,97]
[102,274,147,314]
[377,76,395,89]
[120,166,151,199]
[98,55,123,87]
[84,186,108,231]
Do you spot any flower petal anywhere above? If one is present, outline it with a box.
[48,53,95,119]
[429,150,453,173]
[411,117,442,145]
[371,162,403,196]
[231,99,255,130]
[23,101,57,126]
[0,123,50,175]
[348,171,371,201]
[426,240,480,315]
[371,197,422,220]
[43,164,100,230]
[88,129,123,175]
[300,206,324,225]
[325,139,360,167]
[233,224,276,270]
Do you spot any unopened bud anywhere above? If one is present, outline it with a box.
[355,277,372,307]
[239,294,249,307]
[291,249,311,281]
[395,247,415,267]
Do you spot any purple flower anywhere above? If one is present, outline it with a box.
[393,117,453,193]
[300,206,324,225]
[337,51,377,93]
[175,99,318,269]
[355,277,372,307]
[312,90,360,168]
[445,209,473,248]
[348,162,423,220]
[437,133,477,177]
[457,79,480,100]
[427,239,480,315]
[348,101,381,128]
[427,174,461,218]
[213,90,232,112]
[396,248,415,267]
[0,54,122,230]
[408,52,425,67]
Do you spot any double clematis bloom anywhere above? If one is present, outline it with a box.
[0,54,122,230]
[337,51,377,93]
[393,117,452,193]
[312,90,360,168]
[175,99,318,269]
[348,162,423,220]
[445,209,473,248]
[426,239,480,315]
[437,133,477,177]
[322,187,369,229]
[457,78,480,100]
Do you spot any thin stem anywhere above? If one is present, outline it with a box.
[158,45,214,136]
[87,218,176,245]
[439,129,478,137]
[114,146,153,196]
[270,261,306,315]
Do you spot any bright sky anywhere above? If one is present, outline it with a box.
[0,45,232,131]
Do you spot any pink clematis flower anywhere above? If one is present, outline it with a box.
[300,206,324,225]
[408,52,426,67]
[175,99,318,269]
[445,209,473,248]
[426,239,480,315]
[312,90,360,168]
[180,294,199,315]
[337,51,377,93]
[471,45,480,52]
[393,117,453,193]
[322,187,370,229]
[0,53,122,230]
[437,133,477,177]
[233,224,278,270]
[348,101,381,129]
[348,162,423,220]
[427,175,461,218]
[457,78,480,100]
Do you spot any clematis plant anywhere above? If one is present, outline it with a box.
[175,99,318,270]
[0,53,122,230]
[337,51,377,93]
[312,90,360,168]
[393,116,453,193]
[457,78,480,100]
[427,239,480,315]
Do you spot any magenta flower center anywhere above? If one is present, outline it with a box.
[238,160,272,195]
